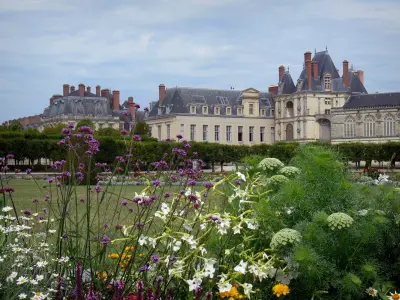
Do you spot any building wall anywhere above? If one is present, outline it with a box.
[274,92,349,142]
[39,117,123,132]
[331,107,400,144]
[146,115,275,145]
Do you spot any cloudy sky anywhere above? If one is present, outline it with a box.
[0,0,399,122]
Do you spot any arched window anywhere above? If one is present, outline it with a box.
[384,115,395,136]
[286,101,294,118]
[364,116,375,137]
[324,73,332,91]
[344,117,355,138]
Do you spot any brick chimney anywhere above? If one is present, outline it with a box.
[311,61,318,80]
[101,89,110,98]
[50,95,55,106]
[159,84,166,105]
[96,85,101,96]
[86,86,91,94]
[278,65,285,82]
[78,83,85,97]
[355,70,364,85]
[128,96,136,121]
[70,85,76,93]
[112,90,120,110]
[63,84,70,96]
[343,60,349,88]
[268,85,278,96]
[304,51,312,90]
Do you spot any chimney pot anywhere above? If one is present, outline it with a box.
[355,70,364,85]
[70,85,76,93]
[343,60,349,88]
[63,84,70,96]
[101,89,110,98]
[112,90,120,111]
[278,65,285,82]
[311,61,318,80]
[127,96,136,121]
[268,85,278,96]
[86,86,91,94]
[159,84,166,105]
[78,83,85,97]
[304,51,312,90]
[96,85,101,96]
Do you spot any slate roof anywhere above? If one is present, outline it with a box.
[68,90,98,97]
[278,71,296,95]
[295,50,367,94]
[148,87,274,117]
[343,92,400,109]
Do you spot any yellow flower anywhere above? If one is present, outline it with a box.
[139,253,144,257]
[389,291,400,300]
[217,286,244,299]
[125,246,134,251]
[108,253,119,259]
[272,283,290,297]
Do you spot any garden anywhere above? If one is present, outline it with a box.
[1,124,400,299]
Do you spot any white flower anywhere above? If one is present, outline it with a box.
[172,240,182,252]
[199,246,207,255]
[258,157,284,171]
[10,271,18,279]
[243,283,253,298]
[236,172,246,182]
[270,228,302,249]
[183,222,193,231]
[388,291,400,300]
[365,287,378,297]
[30,279,38,285]
[48,230,56,234]
[234,260,248,274]
[279,166,300,177]
[18,293,27,299]
[58,256,69,263]
[187,277,202,291]
[245,220,258,230]
[217,274,232,293]
[327,212,354,230]
[200,223,206,230]
[16,276,28,285]
[357,209,369,216]
[161,203,170,215]
[147,237,157,248]
[182,234,197,249]
[233,223,242,234]
[2,206,13,212]
[36,261,48,268]
[138,235,147,246]
[36,275,44,281]
[204,258,216,278]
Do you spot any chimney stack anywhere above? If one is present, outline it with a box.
[86,86,91,94]
[112,90,120,110]
[101,89,110,98]
[355,70,364,85]
[268,85,278,96]
[311,61,318,80]
[159,84,166,105]
[278,65,285,82]
[78,83,85,97]
[128,96,136,122]
[70,85,76,93]
[50,95,55,106]
[63,84,70,96]
[343,60,349,88]
[96,85,101,96]
[304,51,312,90]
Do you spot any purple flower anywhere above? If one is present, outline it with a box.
[139,264,149,272]
[6,154,14,159]
[57,139,66,146]
[26,168,32,174]
[134,104,140,109]
[44,195,49,201]
[164,192,171,198]
[103,224,109,229]
[144,107,149,112]
[133,135,142,142]
[23,209,32,216]
[32,197,39,203]
[120,199,128,206]
[210,215,219,221]
[120,130,128,136]
[188,179,196,186]
[151,254,160,263]
[47,178,54,184]
[234,180,242,185]
[203,182,214,189]
[95,185,102,193]
[129,208,134,213]
[101,235,111,245]
[176,134,183,139]
[151,180,161,187]
[61,128,71,135]
[43,208,49,214]
[62,233,68,239]
[115,224,122,230]
[68,122,75,128]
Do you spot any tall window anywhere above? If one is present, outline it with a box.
[157,125,161,140]
[325,109,331,115]
[286,101,294,118]
[190,105,196,114]
[214,125,220,141]
[260,109,266,116]
[271,127,275,143]
[226,126,232,142]
[203,125,208,141]
[249,126,254,142]
[384,115,395,136]
[214,106,220,115]
[324,73,332,91]
[238,126,243,142]
[226,107,232,115]
[202,106,208,114]
[237,107,243,115]
[249,103,254,115]
[180,124,184,136]
[344,117,355,138]
[260,127,265,142]
[190,125,196,141]
[364,116,375,137]
[166,124,171,139]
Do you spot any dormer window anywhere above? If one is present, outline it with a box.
[202,105,208,114]
[166,105,172,114]
[190,105,196,114]
[260,108,266,116]
[226,106,232,115]
[324,73,332,91]
[249,103,254,115]
[214,106,220,115]
[237,107,243,115]
[158,107,162,115]
[297,80,303,91]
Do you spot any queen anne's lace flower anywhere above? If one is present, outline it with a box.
[279,166,300,177]
[270,228,302,249]
[258,157,284,171]
[327,212,354,230]
[268,175,289,186]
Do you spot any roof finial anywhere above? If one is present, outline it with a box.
[326,45,328,51]
[287,65,290,72]
[315,48,316,54]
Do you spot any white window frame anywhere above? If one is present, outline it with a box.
[190,105,196,114]
[344,117,355,138]
[238,126,243,142]
[249,103,254,115]
[214,125,220,141]
[249,126,254,142]
[214,106,220,115]
[180,124,184,136]
[271,127,275,143]
[157,125,162,140]
[364,116,376,137]
[260,126,265,142]
[226,106,232,115]
[226,125,232,142]
[166,124,171,139]
[384,115,395,136]
[202,125,208,141]
[190,124,196,141]
[324,73,332,91]
[202,106,208,114]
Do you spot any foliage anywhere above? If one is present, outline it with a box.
[96,127,121,137]
[42,123,68,135]
[76,118,95,129]
[133,121,151,136]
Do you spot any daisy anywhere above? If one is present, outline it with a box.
[388,291,400,300]
[16,276,28,285]
[365,287,378,297]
